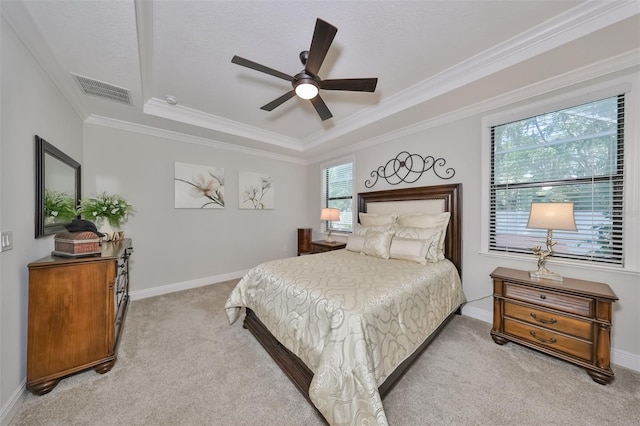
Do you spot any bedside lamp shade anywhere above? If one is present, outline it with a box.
[320,208,340,243]
[526,202,577,281]
[527,202,577,232]
[320,208,340,222]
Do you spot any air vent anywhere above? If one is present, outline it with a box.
[71,73,132,105]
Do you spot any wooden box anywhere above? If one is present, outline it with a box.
[53,232,101,257]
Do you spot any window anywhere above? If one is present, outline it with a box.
[322,160,353,233]
[489,94,625,266]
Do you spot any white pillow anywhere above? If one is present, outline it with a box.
[394,226,443,261]
[389,237,429,265]
[353,223,393,236]
[361,230,394,259]
[359,212,396,226]
[345,234,366,252]
[397,212,450,255]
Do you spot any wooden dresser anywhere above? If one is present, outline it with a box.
[297,228,312,256]
[490,267,617,384]
[27,239,133,395]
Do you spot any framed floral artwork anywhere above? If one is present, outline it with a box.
[239,171,273,209]
[174,162,225,209]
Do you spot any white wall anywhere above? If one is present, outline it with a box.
[82,124,311,297]
[309,68,640,370]
[0,18,83,424]
[1,15,311,424]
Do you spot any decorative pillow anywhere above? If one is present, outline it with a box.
[345,234,366,252]
[397,212,450,255]
[359,212,396,226]
[389,237,429,265]
[353,223,394,236]
[394,226,443,261]
[361,230,394,259]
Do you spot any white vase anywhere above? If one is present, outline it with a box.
[98,219,122,242]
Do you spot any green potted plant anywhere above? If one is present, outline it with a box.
[77,192,134,241]
[44,189,77,224]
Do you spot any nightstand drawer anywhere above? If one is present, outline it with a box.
[504,318,592,362]
[504,282,593,317]
[504,302,592,340]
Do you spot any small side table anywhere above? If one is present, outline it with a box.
[310,240,346,254]
[490,267,618,384]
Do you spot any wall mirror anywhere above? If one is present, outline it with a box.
[35,135,81,238]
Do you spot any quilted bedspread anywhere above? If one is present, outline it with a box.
[225,249,465,425]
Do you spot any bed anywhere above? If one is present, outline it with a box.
[225,183,464,425]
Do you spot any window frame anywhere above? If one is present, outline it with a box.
[481,78,638,272]
[321,157,355,234]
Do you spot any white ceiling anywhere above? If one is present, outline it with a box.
[2,1,639,162]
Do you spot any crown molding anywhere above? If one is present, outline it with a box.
[311,49,639,164]
[84,114,309,165]
[143,98,304,151]
[302,0,640,151]
[4,0,637,158]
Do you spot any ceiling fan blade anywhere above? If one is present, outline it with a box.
[310,95,333,121]
[232,55,294,82]
[305,19,337,77]
[321,78,378,92]
[260,90,296,111]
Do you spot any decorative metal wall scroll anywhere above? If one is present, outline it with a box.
[364,151,455,188]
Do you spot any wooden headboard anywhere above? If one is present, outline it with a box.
[357,183,462,278]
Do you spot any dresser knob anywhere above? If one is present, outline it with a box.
[539,294,546,300]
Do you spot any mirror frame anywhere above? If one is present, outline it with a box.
[35,135,81,238]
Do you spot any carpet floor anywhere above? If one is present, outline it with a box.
[11,280,640,425]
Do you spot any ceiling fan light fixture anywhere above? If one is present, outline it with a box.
[231,18,377,120]
[294,79,319,99]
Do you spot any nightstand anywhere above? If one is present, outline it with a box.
[310,240,346,254]
[490,267,618,384]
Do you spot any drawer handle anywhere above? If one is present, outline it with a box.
[530,312,557,325]
[529,331,556,344]
[539,294,546,300]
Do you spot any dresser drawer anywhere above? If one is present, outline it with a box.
[504,318,592,362]
[504,282,593,317]
[504,302,592,340]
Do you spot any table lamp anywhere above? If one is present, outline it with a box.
[526,202,577,281]
[320,208,340,243]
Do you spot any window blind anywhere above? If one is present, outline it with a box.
[323,161,353,232]
[489,94,625,265]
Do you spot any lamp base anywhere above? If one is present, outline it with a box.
[529,267,563,282]
[325,229,334,243]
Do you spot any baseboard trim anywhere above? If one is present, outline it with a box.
[129,270,248,301]
[0,380,25,426]
[461,305,640,372]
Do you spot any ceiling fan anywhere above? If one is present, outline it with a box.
[231,18,378,121]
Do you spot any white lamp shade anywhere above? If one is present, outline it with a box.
[320,208,340,221]
[527,202,577,231]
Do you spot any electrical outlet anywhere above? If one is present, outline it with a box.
[1,231,13,252]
